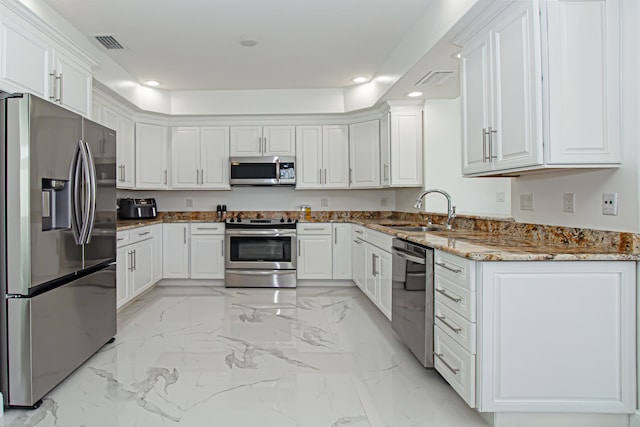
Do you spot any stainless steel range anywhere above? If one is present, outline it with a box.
[225,218,297,288]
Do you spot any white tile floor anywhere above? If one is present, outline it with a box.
[2,286,489,426]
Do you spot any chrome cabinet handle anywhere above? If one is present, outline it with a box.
[164,170,168,185]
[435,262,462,273]
[263,137,267,153]
[49,71,56,101]
[353,240,363,244]
[482,128,487,163]
[349,168,353,184]
[57,72,63,103]
[324,168,327,184]
[434,352,459,374]
[436,315,462,333]
[435,288,462,303]
[298,240,301,256]
[128,251,134,271]
[221,241,224,257]
[201,169,205,184]
[354,230,364,234]
[384,164,389,181]
[489,127,497,160]
[183,227,187,244]
[371,253,378,276]
[132,249,136,270]
[302,227,325,231]
[334,228,337,245]
[122,165,126,182]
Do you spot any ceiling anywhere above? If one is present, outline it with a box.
[42,0,436,92]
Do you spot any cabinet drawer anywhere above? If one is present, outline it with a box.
[435,275,476,322]
[130,226,155,244]
[435,301,476,354]
[352,225,367,240]
[435,250,475,291]
[297,223,331,235]
[116,230,130,248]
[364,228,393,252]
[190,222,225,235]
[434,326,476,408]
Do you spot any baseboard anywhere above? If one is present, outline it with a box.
[297,279,355,287]
[158,279,225,287]
[484,412,630,427]
[630,411,640,427]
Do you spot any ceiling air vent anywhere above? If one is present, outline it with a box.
[415,71,454,87]
[94,35,124,50]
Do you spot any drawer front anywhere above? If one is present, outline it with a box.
[190,222,225,235]
[435,250,475,291]
[116,230,130,248]
[297,223,332,235]
[129,226,155,244]
[352,225,367,240]
[435,301,476,354]
[365,229,393,252]
[435,275,476,322]
[434,326,476,408]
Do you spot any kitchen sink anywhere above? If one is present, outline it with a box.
[388,225,447,232]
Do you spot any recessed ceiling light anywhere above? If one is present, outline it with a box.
[351,76,369,84]
[145,80,162,87]
[240,39,258,48]
[405,91,423,98]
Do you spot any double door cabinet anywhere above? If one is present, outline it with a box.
[171,127,230,189]
[230,126,295,157]
[296,223,352,280]
[460,0,620,176]
[295,125,350,189]
[432,250,635,414]
[162,223,225,280]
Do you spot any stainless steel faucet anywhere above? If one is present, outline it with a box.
[414,189,456,229]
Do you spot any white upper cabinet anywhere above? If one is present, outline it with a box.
[296,125,349,189]
[171,126,230,189]
[100,104,135,189]
[0,14,93,117]
[381,103,423,187]
[136,123,169,189]
[230,125,295,157]
[459,0,620,176]
[349,120,380,188]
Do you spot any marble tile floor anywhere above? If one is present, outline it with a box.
[2,286,489,427]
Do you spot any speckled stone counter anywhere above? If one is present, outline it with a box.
[117,211,640,261]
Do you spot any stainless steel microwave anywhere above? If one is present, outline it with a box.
[229,156,296,186]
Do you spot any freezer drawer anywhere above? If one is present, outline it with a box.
[6,264,116,407]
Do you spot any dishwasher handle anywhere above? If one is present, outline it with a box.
[393,247,426,265]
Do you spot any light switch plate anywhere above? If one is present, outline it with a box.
[563,193,575,213]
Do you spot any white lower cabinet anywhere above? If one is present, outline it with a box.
[116,225,161,309]
[332,224,352,280]
[297,223,332,280]
[162,223,190,279]
[351,226,365,290]
[433,250,637,415]
[190,223,225,279]
[352,227,392,320]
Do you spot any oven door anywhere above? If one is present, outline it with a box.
[225,229,297,270]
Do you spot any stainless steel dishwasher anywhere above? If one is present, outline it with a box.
[391,239,434,368]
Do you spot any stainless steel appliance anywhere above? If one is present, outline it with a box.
[118,198,158,219]
[391,238,434,368]
[229,156,295,186]
[225,218,297,287]
[0,93,117,408]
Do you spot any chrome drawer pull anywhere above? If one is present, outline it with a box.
[435,262,462,274]
[354,230,364,234]
[138,231,151,236]
[435,288,462,303]
[353,240,363,244]
[434,352,459,374]
[117,237,124,241]
[436,315,462,333]
[302,227,326,231]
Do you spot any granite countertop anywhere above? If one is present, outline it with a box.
[116,212,639,261]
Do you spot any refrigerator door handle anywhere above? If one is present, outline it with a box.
[82,140,97,244]
[78,140,92,245]
[70,140,84,245]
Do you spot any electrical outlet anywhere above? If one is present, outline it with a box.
[381,197,389,207]
[186,199,193,208]
[602,193,618,215]
[519,193,534,211]
[496,192,505,203]
[320,198,329,207]
[563,193,575,213]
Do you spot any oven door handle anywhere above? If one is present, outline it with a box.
[225,229,296,236]
[393,248,426,265]
[227,269,295,275]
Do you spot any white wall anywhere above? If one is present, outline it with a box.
[511,0,640,234]
[397,98,511,217]
[118,188,396,213]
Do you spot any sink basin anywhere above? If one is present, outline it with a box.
[389,225,447,232]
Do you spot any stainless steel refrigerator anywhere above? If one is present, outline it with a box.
[0,93,117,408]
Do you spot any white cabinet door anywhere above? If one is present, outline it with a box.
[190,235,225,279]
[461,31,492,175]
[363,244,378,301]
[295,126,323,189]
[201,127,230,189]
[136,123,169,189]
[297,235,332,279]
[349,120,380,188]
[162,224,190,278]
[171,127,200,188]
[323,125,350,188]
[352,239,365,290]
[491,2,542,171]
[0,21,51,99]
[52,49,92,117]
[332,224,352,280]
[116,246,130,309]
[118,117,135,188]
[389,109,422,186]
[380,113,391,187]
[151,225,163,282]
[264,126,295,156]
[478,261,636,413]
[230,126,262,156]
[131,239,153,297]
[377,249,392,320]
